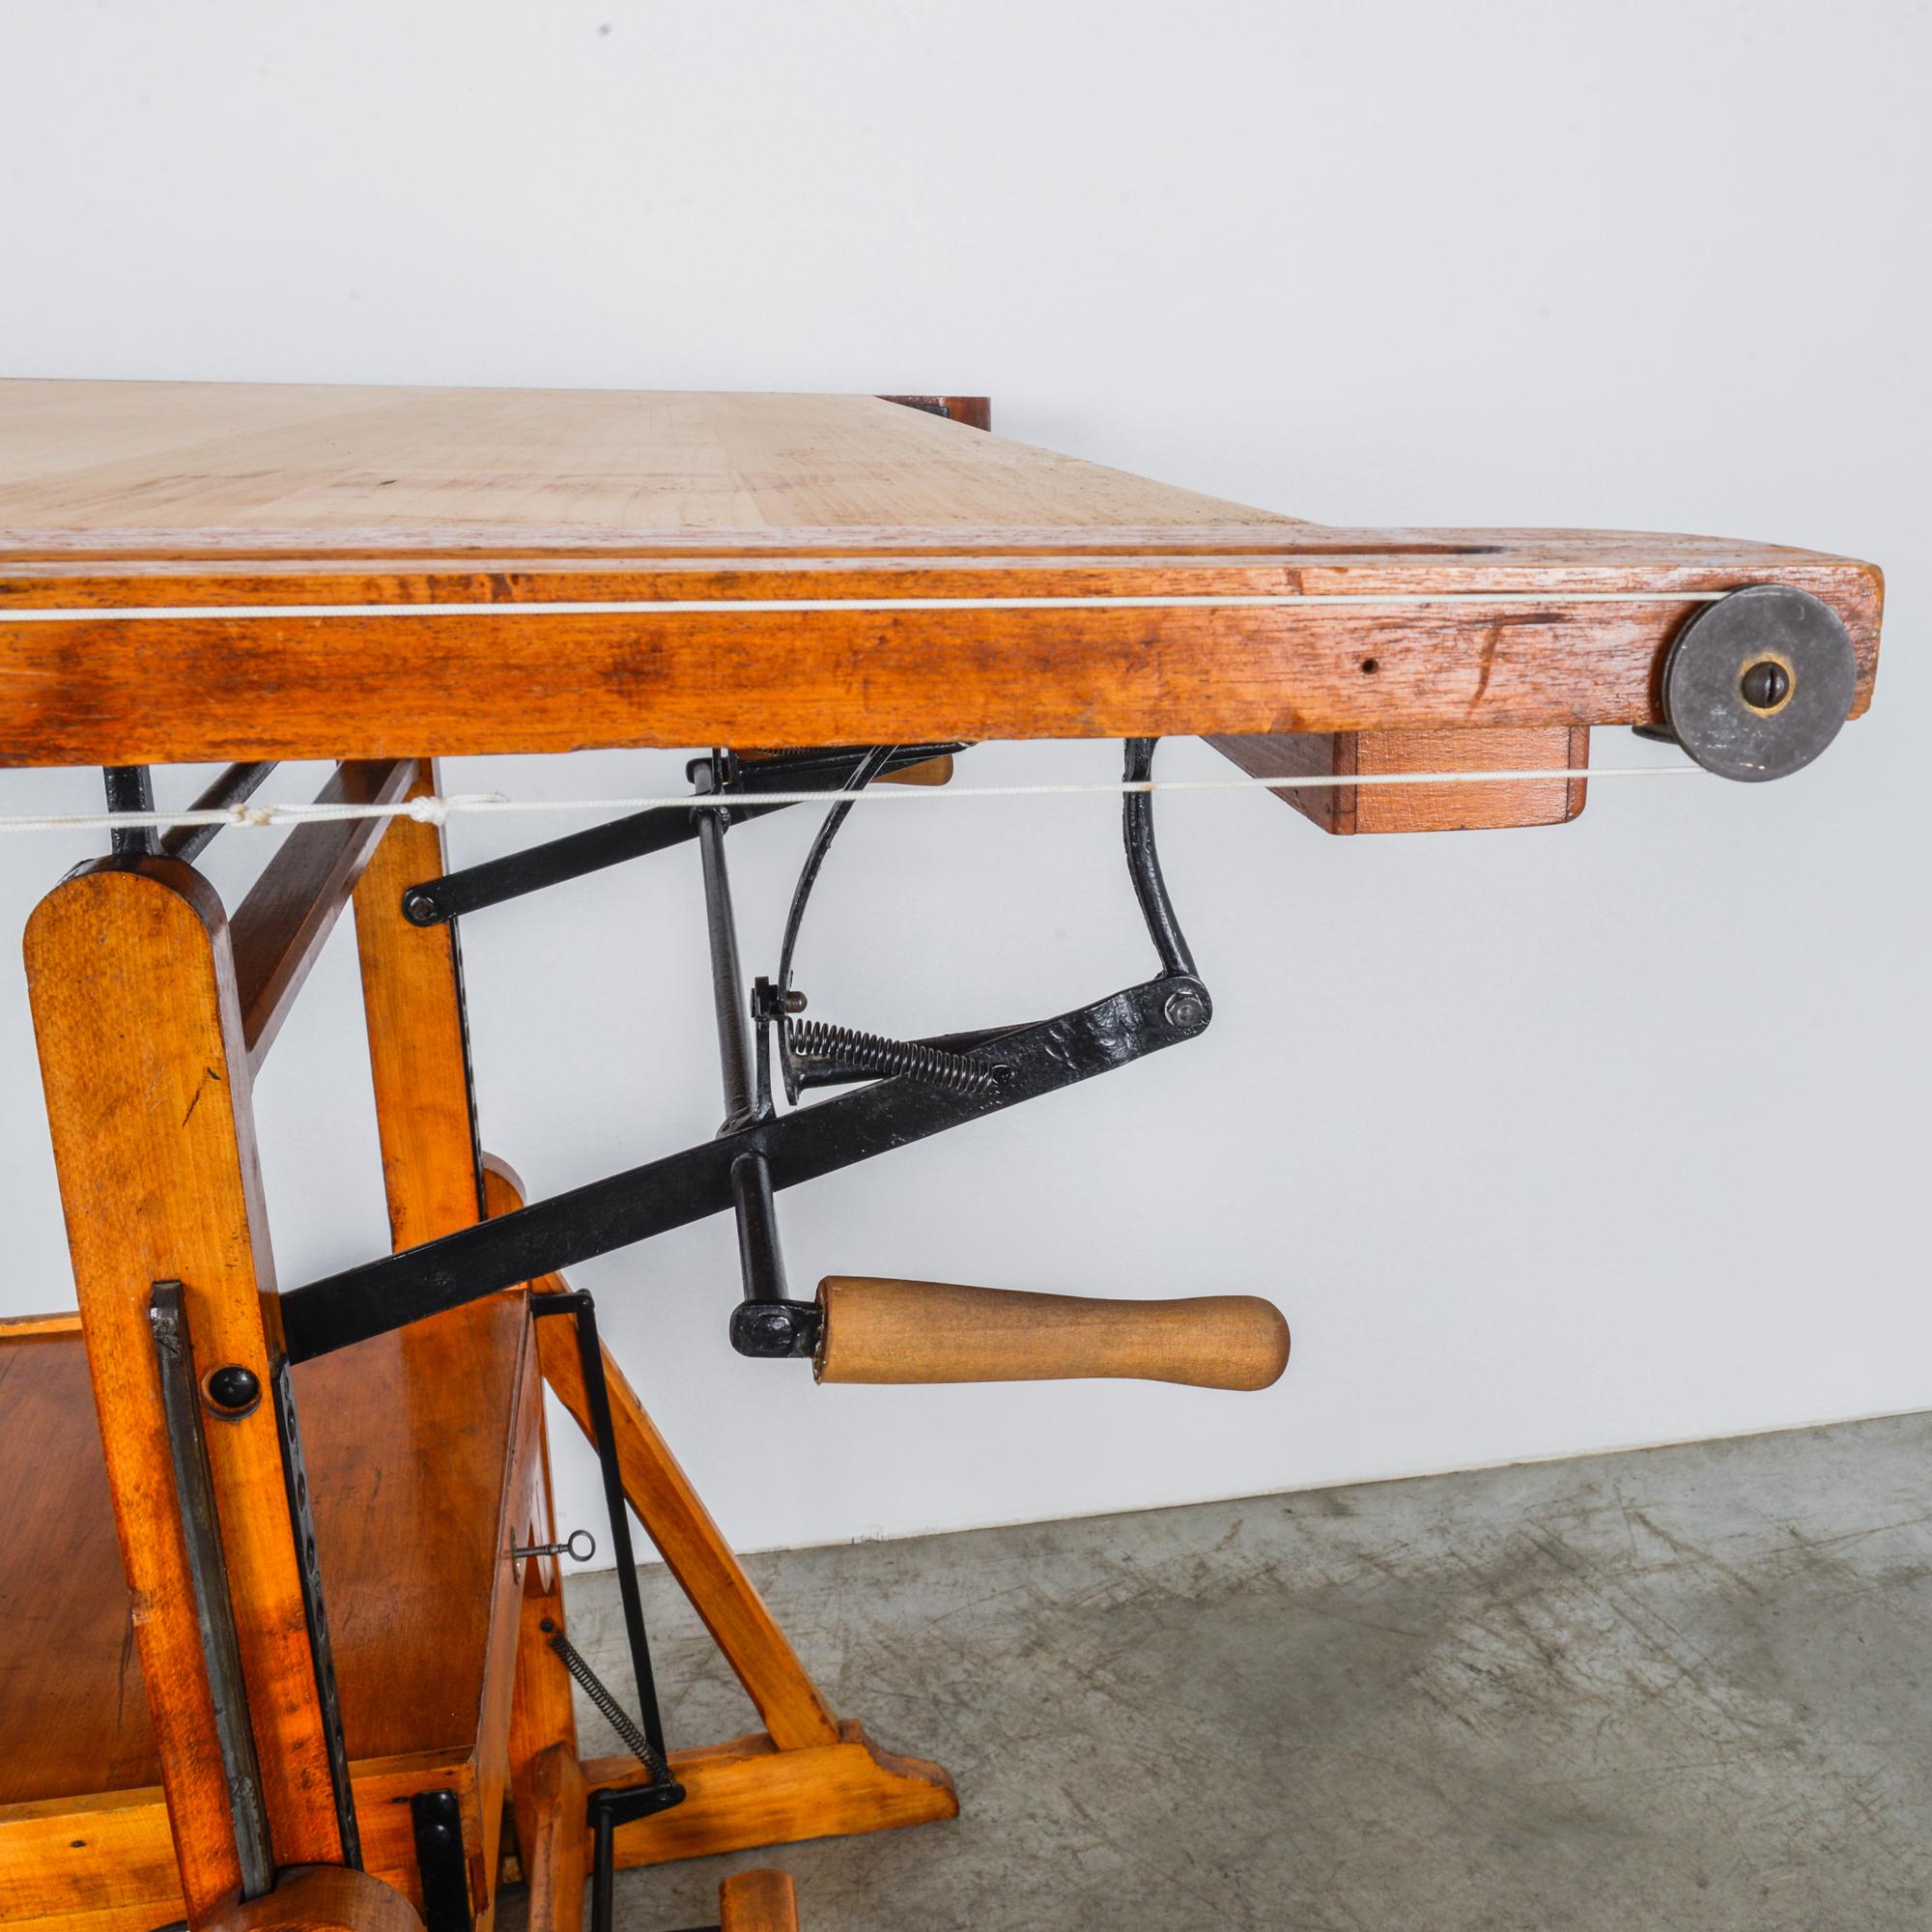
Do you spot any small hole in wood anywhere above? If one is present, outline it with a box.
[1360,657,1380,674]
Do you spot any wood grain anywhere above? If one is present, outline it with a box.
[815,1278,1291,1390]
[512,1747,585,1932]
[203,1865,420,1932]
[24,859,349,1913]
[718,1868,799,1932]
[0,1309,532,1804]
[0,383,1882,765]
[1208,725,1589,834]
[594,1722,956,1871]
[350,770,486,1250]
[0,1755,480,1932]
[230,759,413,1070]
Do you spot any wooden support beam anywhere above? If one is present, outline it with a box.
[25,859,354,1922]
[589,1724,954,1871]
[232,759,415,1072]
[1207,725,1589,835]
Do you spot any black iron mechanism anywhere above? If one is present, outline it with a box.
[280,738,1209,1371]
[409,1789,473,1932]
[396,744,962,927]
[1653,584,1859,781]
[150,1282,275,1901]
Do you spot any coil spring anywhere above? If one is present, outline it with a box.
[789,1018,999,1095]
[543,1622,672,1785]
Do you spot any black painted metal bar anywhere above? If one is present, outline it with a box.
[695,763,759,1131]
[531,1293,670,1764]
[102,765,158,858]
[150,1281,276,1899]
[398,743,962,926]
[1123,738,1195,980]
[161,761,278,864]
[281,972,1209,1365]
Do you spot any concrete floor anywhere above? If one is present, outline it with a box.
[517,1412,1931,1931]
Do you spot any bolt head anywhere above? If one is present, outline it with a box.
[205,1364,261,1413]
[400,889,440,926]
[1163,989,1207,1031]
[1739,659,1792,711]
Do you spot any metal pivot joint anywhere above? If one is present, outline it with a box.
[1655,584,1860,781]
[281,739,1213,1380]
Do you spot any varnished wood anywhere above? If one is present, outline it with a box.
[0,383,1881,766]
[880,393,991,432]
[595,1722,955,1872]
[718,1868,799,1932]
[230,758,413,1069]
[0,1309,79,1337]
[482,1158,843,1754]
[0,1308,533,1793]
[0,1756,481,1932]
[25,859,349,1915]
[351,771,486,1249]
[815,1277,1291,1390]
[1208,725,1588,834]
[513,1747,585,1932]
[204,1865,420,1932]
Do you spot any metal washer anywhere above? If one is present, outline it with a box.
[1660,584,1858,782]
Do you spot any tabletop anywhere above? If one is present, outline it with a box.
[0,382,1883,768]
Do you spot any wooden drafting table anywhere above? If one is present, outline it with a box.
[0,383,1885,1932]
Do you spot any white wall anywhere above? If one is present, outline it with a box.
[1,2,1925,1563]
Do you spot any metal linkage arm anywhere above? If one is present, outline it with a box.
[279,969,1209,1366]
[398,743,963,926]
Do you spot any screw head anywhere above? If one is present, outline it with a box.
[205,1364,261,1413]
[1163,989,1208,1031]
[1739,659,1792,711]
[400,889,441,926]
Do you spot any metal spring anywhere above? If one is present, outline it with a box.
[789,1018,999,1095]
[543,1623,672,1785]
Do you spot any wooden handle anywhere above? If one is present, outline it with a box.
[814,1278,1290,1390]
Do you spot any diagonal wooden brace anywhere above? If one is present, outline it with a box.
[481,1157,958,1869]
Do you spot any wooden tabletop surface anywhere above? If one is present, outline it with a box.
[0,381,1884,767]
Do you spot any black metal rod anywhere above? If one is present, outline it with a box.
[590,1804,617,1932]
[161,762,278,864]
[540,1293,668,1763]
[150,1282,276,1898]
[729,1151,789,1303]
[695,770,758,1130]
[1123,739,1196,980]
[103,765,158,858]
[397,744,961,926]
[281,974,1204,1364]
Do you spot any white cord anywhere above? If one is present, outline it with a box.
[0,764,1696,838]
[0,589,1731,623]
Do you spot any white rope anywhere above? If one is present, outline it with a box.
[0,589,1731,623]
[0,764,1699,838]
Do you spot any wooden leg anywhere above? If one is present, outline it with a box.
[514,1747,587,1932]
[350,775,535,1918]
[26,857,357,1923]
[719,1868,799,1932]
[482,1157,958,1872]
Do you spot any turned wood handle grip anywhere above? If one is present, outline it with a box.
[814,1278,1290,1390]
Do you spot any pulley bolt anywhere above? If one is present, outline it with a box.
[1164,989,1207,1031]
[1740,660,1791,710]
[205,1364,261,1413]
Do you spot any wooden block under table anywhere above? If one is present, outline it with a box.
[1208,725,1590,835]
[0,1298,542,1932]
